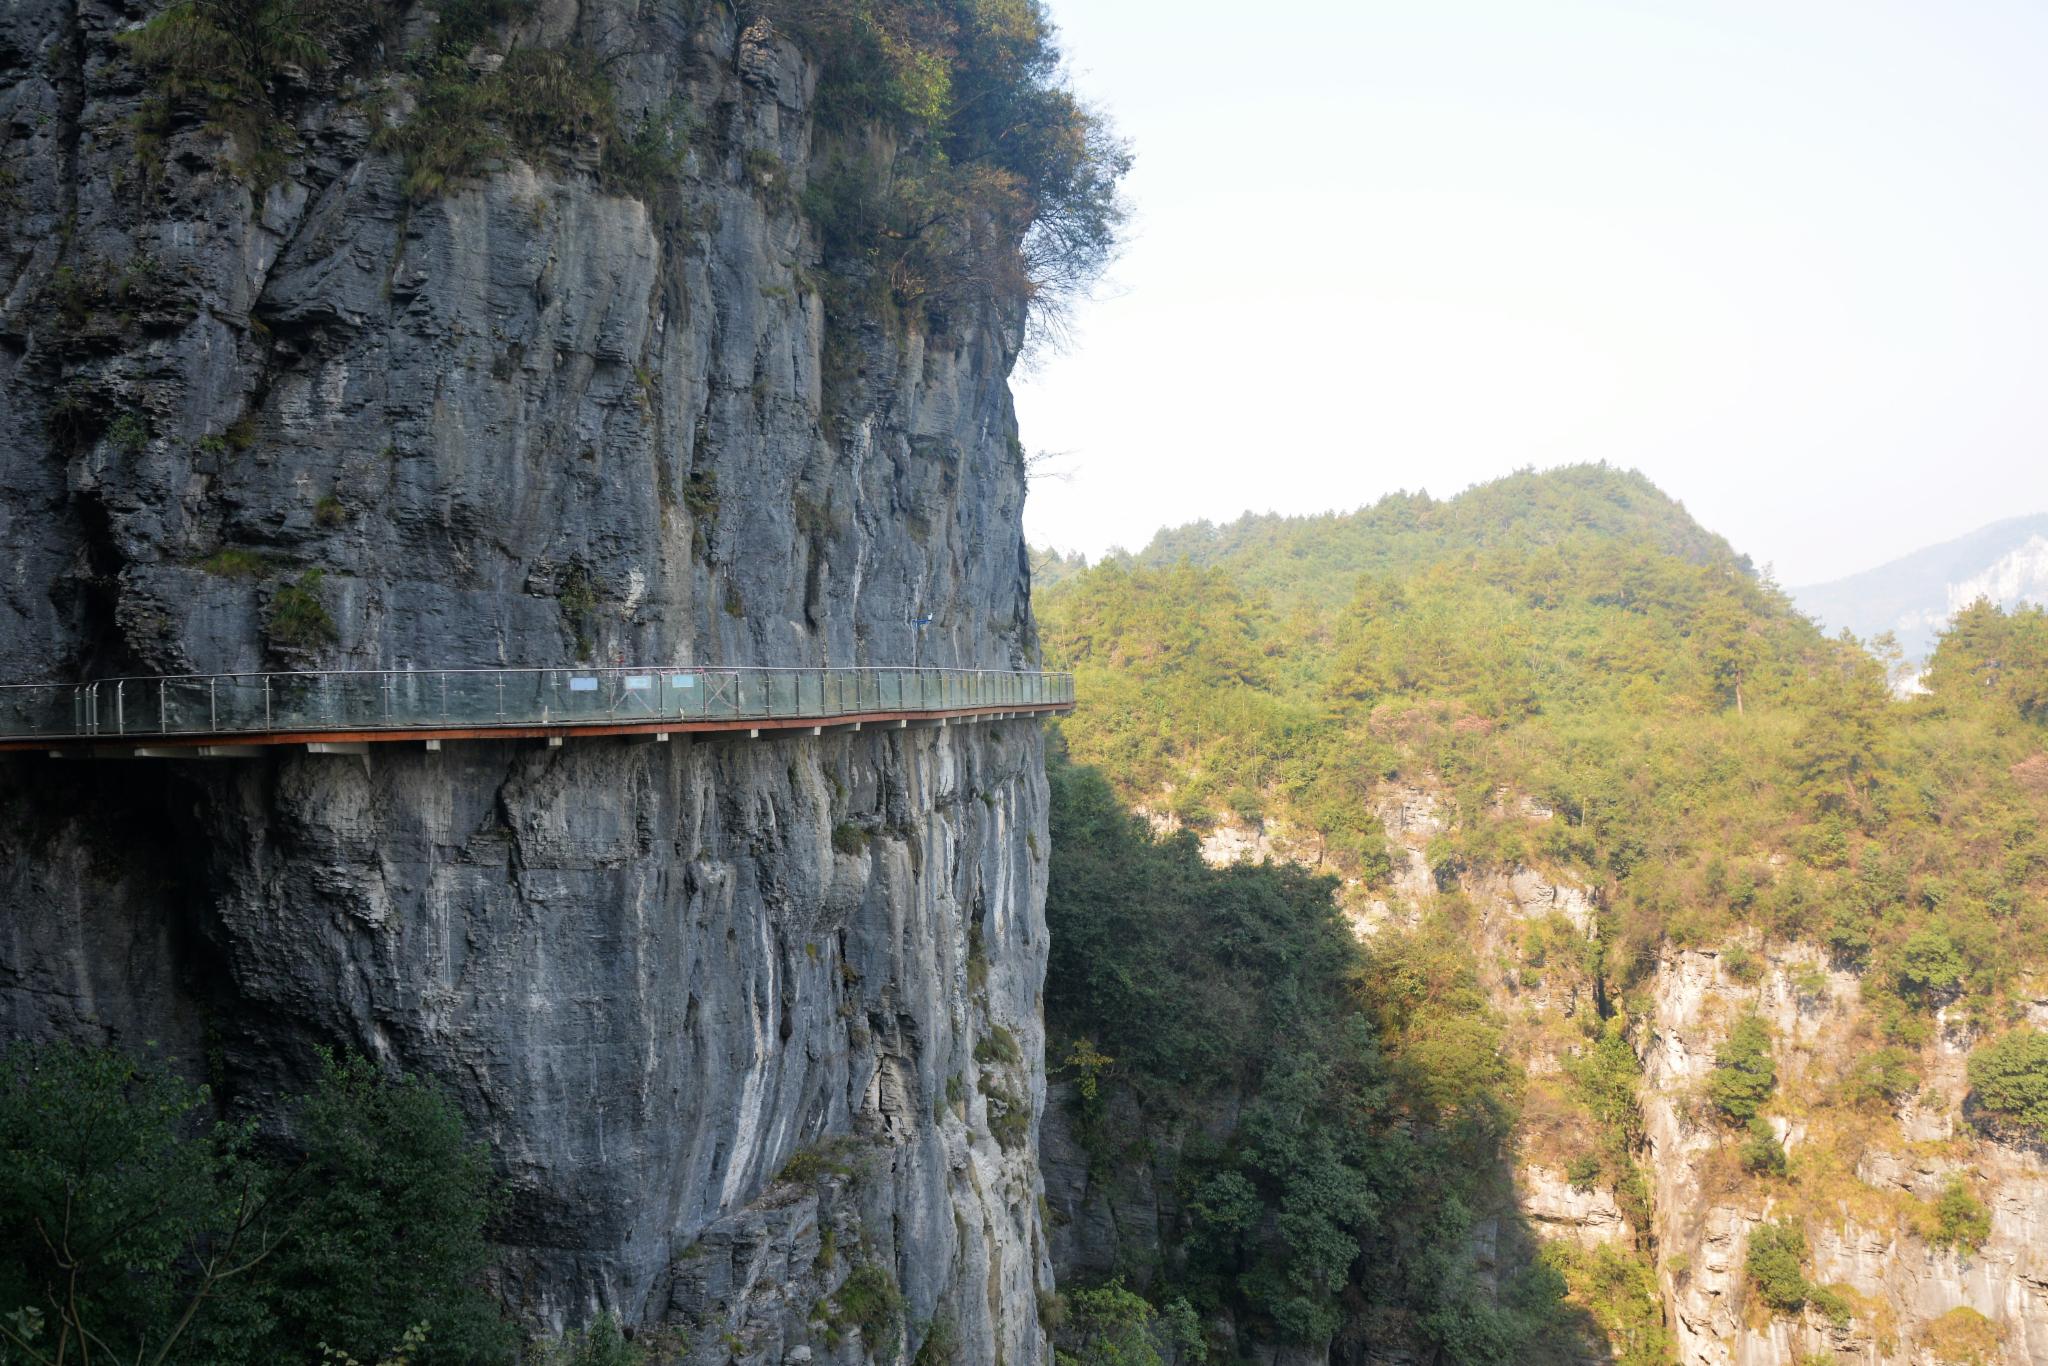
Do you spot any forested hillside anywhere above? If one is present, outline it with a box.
[1034,464,2048,1365]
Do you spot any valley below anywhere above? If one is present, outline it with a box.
[1033,467,2048,1365]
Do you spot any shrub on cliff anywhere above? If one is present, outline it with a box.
[1929,1175,1992,1253]
[1966,1029,2048,1140]
[0,1042,513,1366]
[1744,1221,1812,1313]
[123,0,391,180]
[1739,1117,1788,1177]
[1707,1015,1777,1124]
[270,569,339,650]
[1897,924,1967,1003]
[1920,1305,2005,1366]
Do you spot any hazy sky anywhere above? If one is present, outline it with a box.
[1013,0,2048,586]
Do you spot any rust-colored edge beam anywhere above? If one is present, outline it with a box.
[2,702,1074,755]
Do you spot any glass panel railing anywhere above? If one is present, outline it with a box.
[0,667,1074,741]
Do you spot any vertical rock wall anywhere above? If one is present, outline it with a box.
[0,2,1052,1360]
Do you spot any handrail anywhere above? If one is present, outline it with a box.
[0,666,1075,743]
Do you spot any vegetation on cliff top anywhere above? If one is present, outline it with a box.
[1039,464,2048,1030]
[770,0,1128,328]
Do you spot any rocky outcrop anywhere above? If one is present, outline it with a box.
[1640,948,2048,1366]
[1366,784,2048,1366]
[0,2,1050,1360]
[1147,782,2048,1364]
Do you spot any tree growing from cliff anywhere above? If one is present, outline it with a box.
[1966,1029,2048,1140]
[1929,1176,1992,1253]
[1744,1221,1812,1313]
[1051,1279,1202,1366]
[778,0,1129,333]
[1707,1015,1777,1124]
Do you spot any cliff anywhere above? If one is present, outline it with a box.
[0,2,1064,1360]
[1131,786,2048,1366]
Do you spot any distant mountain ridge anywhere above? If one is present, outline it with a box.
[1117,463,1754,612]
[1791,514,2048,657]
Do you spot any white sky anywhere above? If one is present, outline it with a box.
[1013,0,2048,586]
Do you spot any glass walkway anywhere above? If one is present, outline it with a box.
[0,666,1075,753]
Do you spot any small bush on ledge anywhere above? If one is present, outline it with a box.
[270,568,338,649]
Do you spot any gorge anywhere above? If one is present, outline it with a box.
[4,4,2048,1366]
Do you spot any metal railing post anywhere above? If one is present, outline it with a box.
[16,665,1069,746]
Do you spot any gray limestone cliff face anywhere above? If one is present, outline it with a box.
[0,2,1051,1361]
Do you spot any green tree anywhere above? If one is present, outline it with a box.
[1693,588,1764,714]
[1789,642,1889,816]
[0,1044,278,1365]
[262,1052,514,1365]
[1966,1030,2048,1139]
[1745,1221,1812,1314]
[1707,1016,1777,1124]
[1053,1281,1166,1366]
[1739,1118,1787,1177]
[1897,925,1966,1004]
[0,1042,513,1366]
[1928,600,2048,723]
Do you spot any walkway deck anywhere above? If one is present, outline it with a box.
[0,666,1074,757]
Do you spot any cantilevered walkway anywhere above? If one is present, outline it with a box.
[0,667,1074,757]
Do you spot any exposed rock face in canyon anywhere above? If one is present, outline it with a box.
[1639,949,2048,1366]
[1088,788,2048,1365]
[0,3,1050,1360]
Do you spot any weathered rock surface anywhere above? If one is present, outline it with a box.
[1132,782,2048,1365]
[1640,947,2048,1366]
[0,2,1050,1361]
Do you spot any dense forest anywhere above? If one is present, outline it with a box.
[1034,464,2048,1364]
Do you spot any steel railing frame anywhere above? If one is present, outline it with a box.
[0,666,1075,743]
